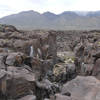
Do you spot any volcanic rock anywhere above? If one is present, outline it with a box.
[62,76,100,100]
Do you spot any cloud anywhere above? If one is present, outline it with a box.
[74,0,100,11]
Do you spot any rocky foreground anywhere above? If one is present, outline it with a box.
[0,24,100,100]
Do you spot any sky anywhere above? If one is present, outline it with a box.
[0,0,100,18]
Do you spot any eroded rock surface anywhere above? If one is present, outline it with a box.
[62,76,100,100]
[0,25,100,100]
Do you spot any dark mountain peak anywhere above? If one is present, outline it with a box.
[43,11,56,16]
[59,11,79,19]
[42,11,57,19]
[18,10,41,15]
[59,11,79,18]
[0,10,41,19]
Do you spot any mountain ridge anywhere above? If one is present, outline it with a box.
[0,10,100,30]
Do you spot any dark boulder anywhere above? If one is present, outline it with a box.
[92,58,100,79]
[35,79,60,100]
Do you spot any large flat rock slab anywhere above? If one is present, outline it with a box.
[62,76,100,100]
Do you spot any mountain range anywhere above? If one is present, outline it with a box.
[0,10,100,30]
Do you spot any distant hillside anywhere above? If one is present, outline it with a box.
[0,10,100,30]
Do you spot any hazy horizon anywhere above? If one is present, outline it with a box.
[0,0,100,18]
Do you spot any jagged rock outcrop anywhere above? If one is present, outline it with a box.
[92,58,100,79]
[53,63,76,83]
[0,25,100,100]
[0,24,18,32]
[0,25,58,100]
[35,79,60,100]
